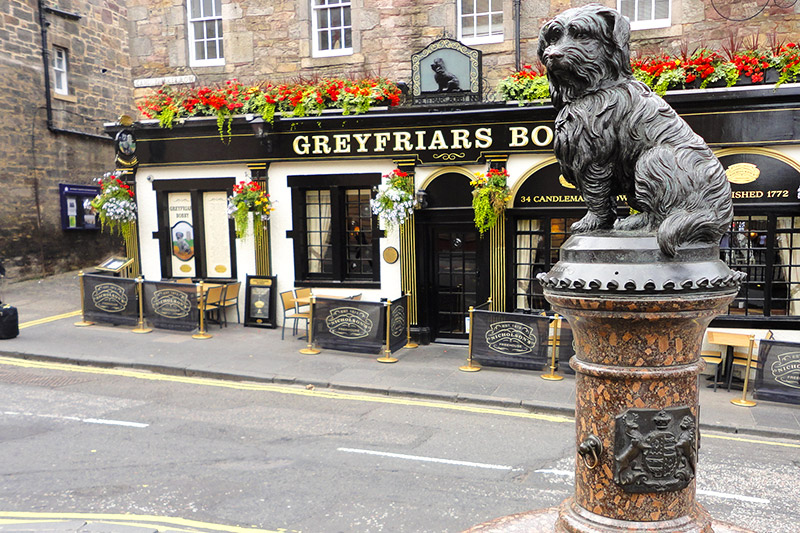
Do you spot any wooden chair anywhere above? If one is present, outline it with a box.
[219,281,241,326]
[201,284,226,328]
[706,330,757,392]
[175,278,194,284]
[700,346,724,392]
[293,287,312,312]
[280,290,309,340]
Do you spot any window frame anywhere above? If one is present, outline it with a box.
[153,178,237,280]
[289,173,381,288]
[52,46,69,95]
[457,0,504,45]
[187,0,225,67]
[618,0,671,31]
[310,0,354,58]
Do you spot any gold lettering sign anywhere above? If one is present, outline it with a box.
[325,307,374,339]
[91,283,128,313]
[726,163,760,184]
[151,289,191,319]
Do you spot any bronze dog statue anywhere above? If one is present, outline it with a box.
[538,4,732,256]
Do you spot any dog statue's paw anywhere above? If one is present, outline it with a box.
[570,212,615,233]
[614,212,654,231]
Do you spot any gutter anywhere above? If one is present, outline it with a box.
[36,0,113,142]
[513,0,521,71]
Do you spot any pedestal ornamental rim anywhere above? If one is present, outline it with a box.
[537,233,746,294]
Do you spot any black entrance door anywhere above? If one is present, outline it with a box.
[429,225,488,340]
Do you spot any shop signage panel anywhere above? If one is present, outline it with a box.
[243,275,276,328]
[168,192,196,277]
[388,295,407,354]
[312,298,386,354]
[755,339,800,405]
[202,191,232,278]
[82,274,139,326]
[470,310,551,370]
[718,152,800,206]
[142,280,199,331]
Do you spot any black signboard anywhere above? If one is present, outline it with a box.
[60,183,100,231]
[313,298,386,355]
[243,275,277,328]
[471,310,551,370]
[82,274,139,326]
[411,38,482,106]
[754,339,800,405]
[717,152,800,207]
[388,295,407,354]
[142,280,199,331]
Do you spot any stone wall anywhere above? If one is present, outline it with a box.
[128,0,800,104]
[0,0,135,281]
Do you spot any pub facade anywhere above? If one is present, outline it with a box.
[106,82,800,343]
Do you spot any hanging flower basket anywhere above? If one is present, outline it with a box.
[471,168,510,235]
[227,181,274,238]
[89,171,137,240]
[370,169,416,230]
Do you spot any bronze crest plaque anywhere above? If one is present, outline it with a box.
[614,407,697,493]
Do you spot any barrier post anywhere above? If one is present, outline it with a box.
[459,305,481,372]
[74,270,95,327]
[378,299,398,363]
[192,280,212,340]
[300,296,321,354]
[731,335,757,407]
[404,292,418,349]
[541,315,564,381]
[131,276,152,334]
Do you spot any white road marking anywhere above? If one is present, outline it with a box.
[697,489,770,504]
[531,468,770,505]
[2,411,148,428]
[338,447,516,471]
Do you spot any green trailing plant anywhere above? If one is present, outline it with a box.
[88,171,137,240]
[471,168,510,235]
[226,180,274,238]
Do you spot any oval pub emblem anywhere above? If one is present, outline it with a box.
[151,289,191,319]
[326,307,373,339]
[91,283,128,313]
[485,321,537,355]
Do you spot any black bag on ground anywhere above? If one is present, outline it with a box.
[0,304,19,339]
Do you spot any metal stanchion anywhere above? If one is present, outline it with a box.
[541,314,564,381]
[459,305,481,372]
[731,335,757,407]
[131,276,152,334]
[403,292,418,349]
[192,280,212,340]
[300,296,320,354]
[74,270,95,327]
[378,299,398,363]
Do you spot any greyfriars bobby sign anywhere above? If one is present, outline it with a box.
[411,39,481,105]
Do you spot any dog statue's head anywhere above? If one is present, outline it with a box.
[537,4,632,107]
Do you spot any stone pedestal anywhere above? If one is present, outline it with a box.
[465,234,751,533]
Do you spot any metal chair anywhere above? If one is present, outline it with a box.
[280,290,309,340]
[219,281,241,326]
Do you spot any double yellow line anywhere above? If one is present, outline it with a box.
[0,511,291,532]
[18,310,82,329]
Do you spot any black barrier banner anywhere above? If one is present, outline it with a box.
[142,280,199,331]
[471,310,551,370]
[313,298,385,354]
[388,296,407,354]
[755,339,800,405]
[82,274,139,326]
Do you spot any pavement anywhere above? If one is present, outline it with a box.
[1,270,798,444]
[0,270,799,532]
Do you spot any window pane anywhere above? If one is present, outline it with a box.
[477,0,489,13]
[343,7,351,25]
[318,30,330,51]
[190,0,200,20]
[213,0,221,16]
[206,20,217,39]
[345,189,373,276]
[317,9,329,29]
[331,6,341,26]
[332,29,342,49]
[475,15,490,37]
[195,39,206,61]
[202,0,212,18]
[620,0,634,19]
[639,0,653,21]
[491,13,503,33]
[654,0,669,19]
[206,40,217,60]
[344,27,352,48]
[462,0,475,15]
[306,190,332,275]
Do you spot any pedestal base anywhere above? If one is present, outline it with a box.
[464,500,753,533]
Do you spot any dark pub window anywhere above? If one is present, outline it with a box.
[289,173,381,287]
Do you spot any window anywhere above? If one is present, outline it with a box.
[618,0,671,30]
[311,0,352,57]
[52,47,68,95]
[458,0,503,44]
[188,0,224,66]
[290,174,380,286]
[154,178,237,280]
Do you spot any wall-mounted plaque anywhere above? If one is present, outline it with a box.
[411,39,482,106]
[244,275,277,328]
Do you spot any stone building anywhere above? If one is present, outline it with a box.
[0,0,134,280]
